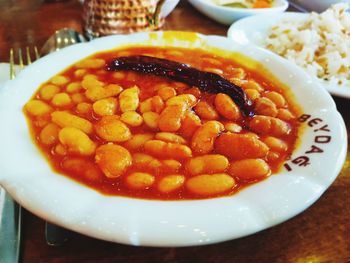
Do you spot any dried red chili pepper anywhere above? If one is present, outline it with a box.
[107,55,254,117]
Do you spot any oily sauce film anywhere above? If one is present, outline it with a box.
[23,46,300,200]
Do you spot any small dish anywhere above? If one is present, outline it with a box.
[0,31,346,247]
[188,0,288,25]
[227,12,350,99]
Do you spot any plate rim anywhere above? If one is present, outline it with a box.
[0,31,347,247]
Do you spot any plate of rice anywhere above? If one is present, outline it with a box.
[227,3,350,98]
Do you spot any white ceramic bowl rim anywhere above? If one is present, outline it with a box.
[0,31,346,247]
[192,0,288,12]
[188,0,289,26]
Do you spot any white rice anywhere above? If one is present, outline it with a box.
[265,3,350,86]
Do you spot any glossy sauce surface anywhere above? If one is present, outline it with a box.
[24,46,300,200]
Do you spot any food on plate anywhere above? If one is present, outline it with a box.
[265,3,350,86]
[23,46,300,200]
[212,0,273,8]
[108,55,254,116]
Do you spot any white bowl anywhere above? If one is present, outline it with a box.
[188,0,289,25]
[227,12,350,99]
[0,31,346,247]
[289,0,349,12]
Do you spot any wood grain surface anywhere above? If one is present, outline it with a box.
[0,0,349,262]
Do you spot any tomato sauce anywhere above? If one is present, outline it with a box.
[24,46,300,200]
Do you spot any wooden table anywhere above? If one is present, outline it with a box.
[1,0,350,262]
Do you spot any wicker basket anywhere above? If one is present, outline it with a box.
[83,0,165,38]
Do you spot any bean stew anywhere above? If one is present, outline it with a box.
[23,46,300,200]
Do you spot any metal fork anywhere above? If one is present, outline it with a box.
[11,46,70,247]
[0,47,38,263]
[10,46,39,79]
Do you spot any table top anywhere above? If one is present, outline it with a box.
[1,0,350,262]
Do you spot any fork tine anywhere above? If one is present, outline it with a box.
[34,46,40,60]
[26,46,32,65]
[9,48,16,80]
[18,48,24,69]
[10,46,39,80]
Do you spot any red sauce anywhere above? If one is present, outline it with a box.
[24,46,300,200]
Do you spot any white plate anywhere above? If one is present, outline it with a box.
[188,0,288,25]
[227,12,350,99]
[0,31,347,247]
